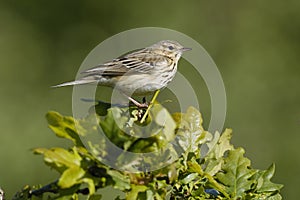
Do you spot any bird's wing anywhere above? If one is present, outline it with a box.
[81,48,156,76]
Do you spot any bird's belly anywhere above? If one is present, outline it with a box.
[113,73,173,95]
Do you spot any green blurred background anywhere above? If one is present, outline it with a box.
[1,0,299,199]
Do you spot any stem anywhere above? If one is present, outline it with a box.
[140,90,160,123]
[29,181,59,196]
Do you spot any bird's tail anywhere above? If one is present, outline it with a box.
[52,79,98,88]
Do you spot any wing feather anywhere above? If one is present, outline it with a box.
[80,48,156,76]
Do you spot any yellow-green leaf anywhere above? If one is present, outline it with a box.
[34,147,82,170]
[58,166,85,188]
[216,148,256,198]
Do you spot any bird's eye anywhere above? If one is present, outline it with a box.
[168,46,174,50]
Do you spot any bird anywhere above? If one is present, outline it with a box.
[54,40,191,108]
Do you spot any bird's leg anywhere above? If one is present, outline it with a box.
[142,97,147,104]
[119,91,148,108]
[127,96,148,108]
[140,90,160,123]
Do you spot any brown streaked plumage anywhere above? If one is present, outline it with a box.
[54,40,191,106]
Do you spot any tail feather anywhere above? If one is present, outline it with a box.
[52,79,98,88]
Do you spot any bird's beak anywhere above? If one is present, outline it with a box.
[181,47,192,52]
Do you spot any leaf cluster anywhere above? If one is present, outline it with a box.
[13,103,283,200]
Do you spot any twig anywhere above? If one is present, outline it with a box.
[29,180,94,198]
[140,90,160,123]
[29,181,59,197]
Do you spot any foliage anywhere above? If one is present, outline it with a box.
[13,103,283,200]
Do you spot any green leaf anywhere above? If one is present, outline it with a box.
[255,164,283,193]
[145,189,154,200]
[216,148,256,198]
[80,178,96,195]
[106,170,131,191]
[94,101,112,116]
[34,147,82,172]
[267,193,282,200]
[182,107,204,131]
[126,185,147,200]
[180,173,198,184]
[58,166,85,188]
[55,193,78,200]
[26,106,283,200]
[88,194,102,200]
[46,111,85,146]
[114,196,125,200]
[207,129,233,159]
[176,107,206,154]
[152,104,176,141]
[100,108,130,146]
[187,159,203,175]
[204,129,234,176]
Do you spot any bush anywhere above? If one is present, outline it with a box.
[12,103,283,200]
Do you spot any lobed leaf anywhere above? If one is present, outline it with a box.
[34,147,82,172]
[216,148,256,198]
[204,129,234,176]
[255,163,283,193]
[175,107,207,156]
[46,111,85,146]
[26,105,283,200]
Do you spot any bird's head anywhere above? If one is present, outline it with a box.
[150,40,191,60]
